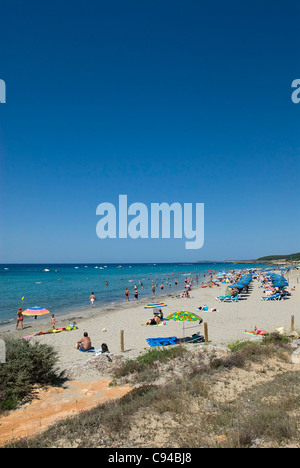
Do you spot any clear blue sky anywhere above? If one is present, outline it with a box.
[0,0,299,263]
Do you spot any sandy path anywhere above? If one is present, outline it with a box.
[0,378,131,447]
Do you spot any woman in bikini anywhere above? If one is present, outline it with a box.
[16,307,24,330]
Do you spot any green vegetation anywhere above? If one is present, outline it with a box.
[113,345,187,381]
[0,337,65,412]
[5,336,299,449]
[257,252,300,261]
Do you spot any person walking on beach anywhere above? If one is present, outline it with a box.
[125,288,130,301]
[152,282,156,297]
[90,293,96,309]
[134,287,139,301]
[16,307,24,330]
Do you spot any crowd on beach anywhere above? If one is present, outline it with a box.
[14,264,298,353]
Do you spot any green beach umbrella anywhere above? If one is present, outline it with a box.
[166,311,202,322]
[166,311,203,338]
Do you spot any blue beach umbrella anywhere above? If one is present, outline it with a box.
[229,282,244,289]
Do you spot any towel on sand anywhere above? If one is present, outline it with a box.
[79,348,102,353]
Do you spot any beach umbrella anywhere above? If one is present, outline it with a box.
[166,311,202,322]
[166,311,203,339]
[22,307,50,317]
[229,282,244,289]
[238,278,250,285]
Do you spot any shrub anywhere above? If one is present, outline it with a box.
[0,337,65,412]
[113,345,187,379]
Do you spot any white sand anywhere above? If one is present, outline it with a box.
[1,269,299,375]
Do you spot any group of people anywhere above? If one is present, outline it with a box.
[89,273,192,307]
[16,308,57,331]
[181,290,190,298]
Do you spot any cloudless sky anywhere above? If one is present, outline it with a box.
[0,0,299,263]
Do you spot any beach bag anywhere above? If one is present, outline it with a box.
[101,343,109,353]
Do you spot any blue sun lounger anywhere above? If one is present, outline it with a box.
[146,336,178,347]
[261,293,281,301]
[216,295,239,302]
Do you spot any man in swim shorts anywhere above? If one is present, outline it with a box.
[90,293,96,309]
[76,332,93,350]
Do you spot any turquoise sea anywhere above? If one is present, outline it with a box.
[0,262,267,325]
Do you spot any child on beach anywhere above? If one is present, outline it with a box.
[51,314,56,329]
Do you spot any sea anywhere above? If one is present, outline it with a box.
[0,262,267,326]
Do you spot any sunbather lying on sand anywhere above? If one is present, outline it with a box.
[198,305,217,312]
[245,325,268,336]
[144,312,162,326]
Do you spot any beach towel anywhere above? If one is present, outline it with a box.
[244,330,268,337]
[146,336,178,347]
[142,322,167,327]
[244,332,264,339]
[79,348,102,354]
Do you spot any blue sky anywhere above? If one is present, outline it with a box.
[0,0,299,263]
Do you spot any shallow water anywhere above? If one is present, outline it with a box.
[0,262,265,324]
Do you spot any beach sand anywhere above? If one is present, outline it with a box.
[1,269,299,377]
[1,268,299,446]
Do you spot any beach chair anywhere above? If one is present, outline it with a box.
[216,295,229,301]
[230,295,239,302]
[216,295,238,302]
[261,293,281,301]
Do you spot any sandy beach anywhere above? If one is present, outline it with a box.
[1,268,299,377]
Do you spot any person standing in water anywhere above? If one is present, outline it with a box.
[90,293,96,309]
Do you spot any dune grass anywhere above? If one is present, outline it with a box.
[4,335,300,448]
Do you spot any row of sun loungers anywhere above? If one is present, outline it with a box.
[261,292,292,301]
